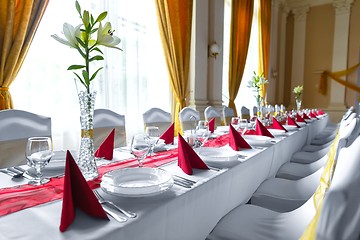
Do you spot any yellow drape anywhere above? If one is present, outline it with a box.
[258,0,271,100]
[154,0,193,135]
[319,63,360,97]
[0,0,49,110]
[228,0,254,116]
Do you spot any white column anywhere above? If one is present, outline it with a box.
[290,5,309,106]
[328,0,354,116]
[267,0,281,104]
[189,0,209,117]
[278,3,290,103]
[207,0,224,111]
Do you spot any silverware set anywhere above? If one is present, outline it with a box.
[93,189,137,223]
[173,175,197,188]
[0,167,34,180]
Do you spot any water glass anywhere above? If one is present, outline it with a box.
[196,121,210,147]
[26,137,53,185]
[145,126,160,155]
[131,134,150,167]
[231,117,239,130]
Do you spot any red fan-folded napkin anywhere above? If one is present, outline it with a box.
[255,119,274,138]
[243,129,257,135]
[317,109,325,115]
[60,151,108,232]
[229,124,251,150]
[177,133,209,175]
[208,118,215,133]
[272,117,288,132]
[309,112,318,119]
[287,116,300,128]
[94,128,115,160]
[296,113,306,123]
[302,113,311,120]
[160,123,175,144]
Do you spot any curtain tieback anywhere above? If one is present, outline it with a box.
[0,87,9,91]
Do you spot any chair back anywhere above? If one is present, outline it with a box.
[93,109,126,150]
[179,107,200,132]
[142,108,172,135]
[240,106,250,121]
[316,136,360,240]
[204,106,221,128]
[0,110,51,168]
[222,106,235,125]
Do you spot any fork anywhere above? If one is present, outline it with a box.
[93,190,137,218]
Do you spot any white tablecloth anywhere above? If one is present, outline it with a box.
[0,116,329,240]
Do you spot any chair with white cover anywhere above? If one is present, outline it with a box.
[93,109,126,150]
[178,107,200,132]
[206,136,360,240]
[221,106,235,125]
[204,106,221,127]
[142,107,172,135]
[0,109,52,168]
[240,106,251,121]
[249,117,358,213]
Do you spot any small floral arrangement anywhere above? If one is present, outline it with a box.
[51,1,122,93]
[248,71,268,107]
[293,85,303,100]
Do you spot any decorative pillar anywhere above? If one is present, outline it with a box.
[207,0,224,111]
[189,0,209,117]
[328,0,354,119]
[290,5,309,107]
[277,2,290,104]
[268,0,281,104]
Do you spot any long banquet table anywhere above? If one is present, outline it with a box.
[0,116,329,240]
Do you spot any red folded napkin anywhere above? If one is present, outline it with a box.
[255,119,274,138]
[60,151,108,232]
[309,112,318,119]
[302,113,311,120]
[177,133,209,175]
[296,113,306,123]
[208,118,215,133]
[287,116,300,128]
[160,123,175,144]
[317,109,325,115]
[272,117,288,132]
[229,124,251,150]
[94,129,115,160]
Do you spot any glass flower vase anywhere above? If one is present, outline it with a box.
[77,90,98,180]
[296,98,302,112]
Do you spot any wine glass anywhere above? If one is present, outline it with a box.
[25,137,53,185]
[145,126,160,155]
[130,134,150,167]
[238,119,248,135]
[231,117,239,130]
[196,121,210,147]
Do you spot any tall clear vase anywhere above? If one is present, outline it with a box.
[77,90,98,180]
[296,98,302,112]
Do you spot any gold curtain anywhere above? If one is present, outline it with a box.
[228,0,254,116]
[319,63,360,98]
[154,0,193,135]
[0,0,49,110]
[258,0,271,99]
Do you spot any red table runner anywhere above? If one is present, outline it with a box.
[0,149,178,217]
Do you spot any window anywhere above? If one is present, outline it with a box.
[222,0,259,115]
[11,0,170,150]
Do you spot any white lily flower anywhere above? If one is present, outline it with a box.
[97,22,121,49]
[51,23,81,48]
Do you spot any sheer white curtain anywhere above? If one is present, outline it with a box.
[11,0,170,150]
[222,0,259,116]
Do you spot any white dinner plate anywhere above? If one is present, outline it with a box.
[243,135,272,145]
[267,129,287,136]
[283,125,299,131]
[195,147,238,166]
[101,167,174,197]
[216,126,229,132]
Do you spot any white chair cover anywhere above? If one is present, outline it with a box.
[178,107,200,132]
[0,110,51,168]
[221,106,235,125]
[207,135,360,240]
[142,107,172,135]
[240,106,250,120]
[93,109,126,150]
[204,106,221,127]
